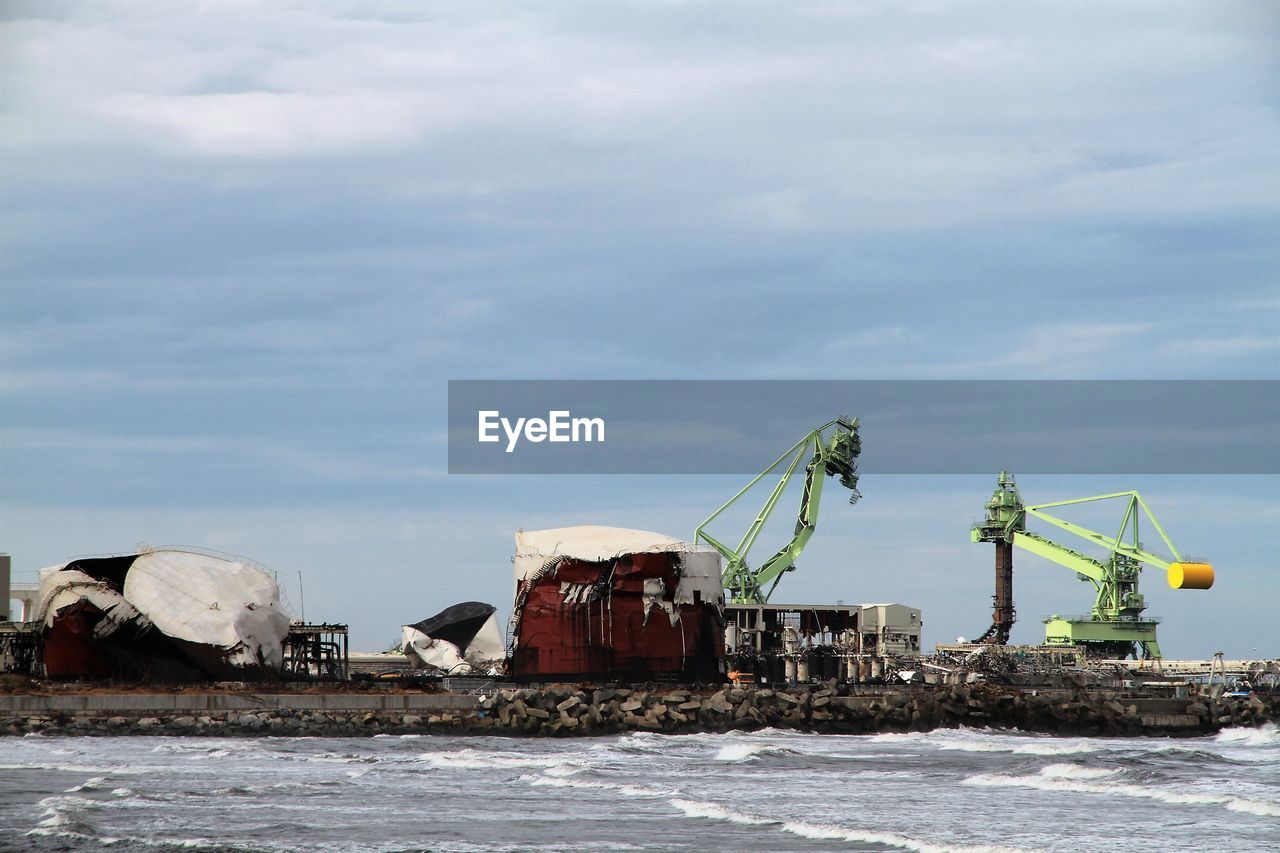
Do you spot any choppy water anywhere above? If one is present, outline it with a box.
[1,725,1276,852]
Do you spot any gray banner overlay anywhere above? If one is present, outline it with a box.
[447,380,1279,475]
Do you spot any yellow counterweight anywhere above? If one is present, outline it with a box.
[1167,562,1214,590]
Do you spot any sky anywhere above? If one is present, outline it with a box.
[2,1,1278,657]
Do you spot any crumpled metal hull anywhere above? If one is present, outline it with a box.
[35,549,291,682]
[402,601,506,675]
[509,531,725,681]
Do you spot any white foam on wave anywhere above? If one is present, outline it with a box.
[38,790,171,813]
[1215,723,1279,748]
[66,775,108,793]
[851,769,924,781]
[670,797,1035,852]
[607,731,703,753]
[542,762,587,777]
[192,749,230,760]
[871,729,1100,757]
[669,798,775,826]
[963,764,1280,817]
[1225,798,1280,817]
[522,773,676,798]
[306,751,378,765]
[780,820,1033,853]
[868,731,926,745]
[25,794,122,844]
[416,747,574,771]
[0,761,149,775]
[151,740,256,757]
[713,742,798,762]
[1035,763,1118,780]
[1010,741,1101,756]
[36,805,77,830]
[743,726,815,739]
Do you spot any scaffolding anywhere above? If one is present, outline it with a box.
[0,623,41,677]
[281,623,349,681]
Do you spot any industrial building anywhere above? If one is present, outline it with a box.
[724,601,921,684]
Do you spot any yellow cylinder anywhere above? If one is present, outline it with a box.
[1168,562,1214,590]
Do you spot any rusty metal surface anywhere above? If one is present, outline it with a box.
[510,552,724,681]
[976,542,1016,645]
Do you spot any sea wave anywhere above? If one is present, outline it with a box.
[669,797,1036,852]
[713,742,800,762]
[521,772,677,798]
[1214,723,1278,748]
[963,764,1280,817]
[869,729,1101,757]
[779,820,1035,853]
[0,761,150,775]
[414,747,578,771]
[669,798,776,826]
[66,775,109,793]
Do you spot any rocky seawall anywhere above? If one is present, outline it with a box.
[1,684,1273,738]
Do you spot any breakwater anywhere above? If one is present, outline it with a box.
[2,684,1273,737]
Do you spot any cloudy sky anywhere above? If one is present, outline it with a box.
[2,1,1277,656]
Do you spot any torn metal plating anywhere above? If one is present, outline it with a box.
[33,548,291,681]
[508,526,726,681]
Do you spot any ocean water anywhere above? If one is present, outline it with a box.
[1,725,1276,852]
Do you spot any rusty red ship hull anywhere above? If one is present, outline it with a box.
[509,527,725,682]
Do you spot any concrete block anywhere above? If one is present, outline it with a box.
[171,695,212,711]
[405,694,477,712]
[323,694,397,711]
[83,694,177,712]
[0,695,88,712]
[207,695,271,711]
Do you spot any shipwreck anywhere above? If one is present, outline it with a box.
[508,526,726,681]
[401,601,506,675]
[33,548,292,681]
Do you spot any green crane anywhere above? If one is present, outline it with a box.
[695,418,861,604]
[972,472,1215,659]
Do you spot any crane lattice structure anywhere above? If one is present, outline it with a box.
[972,472,1214,660]
[695,418,861,605]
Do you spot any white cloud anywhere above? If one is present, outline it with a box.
[1166,334,1279,357]
[445,297,495,320]
[4,1,1274,228]
[103,92,429,156]
[821,326,916,355]
[922,37,1024,69]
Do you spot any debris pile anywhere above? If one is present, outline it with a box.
[922,644,1096,687]
[401,601,505,675]
[32,549,291,681]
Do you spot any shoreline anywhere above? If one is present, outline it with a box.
[2,683,1273,739]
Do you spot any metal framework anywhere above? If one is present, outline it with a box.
[695,418,861,604]
[972,472,1214,660]
[971,472,1022,644]
[281,623,349,681]
[0,623,41,678]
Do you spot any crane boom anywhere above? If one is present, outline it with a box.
[696,418,861,604]
[971,472,1215,660]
